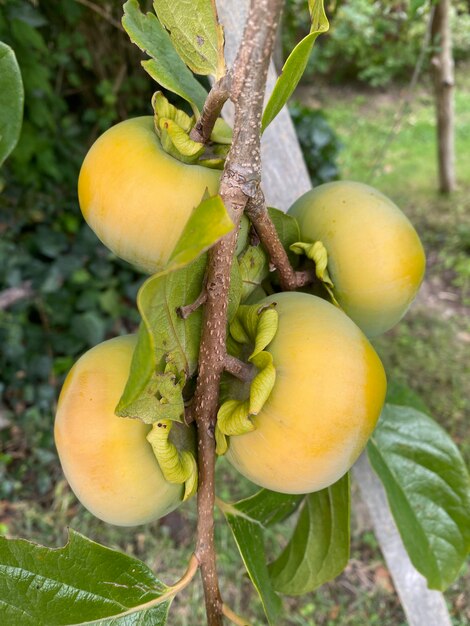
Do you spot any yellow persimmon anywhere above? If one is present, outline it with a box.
[54,335,189,526]
[78,117,221,273]
[288,181,426,336]
[225,292,387,494]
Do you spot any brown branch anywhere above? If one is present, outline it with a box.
[224,355,256,382]
[246,189,316,290]
[190,74,232,144]
[191,1,284,624]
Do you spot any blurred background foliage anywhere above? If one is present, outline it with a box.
[285,0,470,87]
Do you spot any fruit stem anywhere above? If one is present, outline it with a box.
[246,189,316,289]
[224,354,256,382]
[190,74,232,144]
[222,603,254,626]
[191,1,284,624]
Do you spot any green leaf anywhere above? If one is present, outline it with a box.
[0,529,171,625]
[267,207,300,255]
[0,42,24,168]
[269,473,350,595]
[385,380,429,413]
[238,245,269,301]
[116,257,206,422]
[153,0,225,78]
[368,404,470,590]
[167,194,233,273]
[220,491,302,625]
[122,0,207,112]
[261,0,329,131]
[117,209,241,424]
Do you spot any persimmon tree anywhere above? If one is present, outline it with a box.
[0,2,469,626]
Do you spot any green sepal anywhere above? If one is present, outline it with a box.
[290,240,340,307]
[230,303,279,360]
[249,351,276,415]
[152,91,194,131]
[216,350,276,455]
[159,117,204,158]
[146,419,198,501]
[217,399,253,436]
[151,91,232,167]
[215,423,229,456]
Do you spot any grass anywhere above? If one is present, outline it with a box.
[3,69,470,625]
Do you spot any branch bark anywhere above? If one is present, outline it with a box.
[191,1,284,624]
[246,189,315,290]
[431,0,455,193]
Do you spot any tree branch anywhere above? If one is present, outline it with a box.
[246,189,316,290]
[190,75,232,144]
[224,354,256,382]
[191,1,284,624]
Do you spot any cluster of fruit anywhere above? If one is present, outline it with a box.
[54,117,425,526]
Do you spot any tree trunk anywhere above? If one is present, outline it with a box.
[431,0,455,193]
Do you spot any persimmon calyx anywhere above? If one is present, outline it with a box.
[152,91,231,169]
[290,240,340,306]
[146,419,198,501]
[229,302,278,360]
[216,303,278,455]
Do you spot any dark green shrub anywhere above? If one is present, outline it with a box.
[290,102,342,185]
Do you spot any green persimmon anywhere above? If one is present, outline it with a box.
[288,181,426,337]
[78,117,221,274]
[225,292,387,494]
[54,335,193,526]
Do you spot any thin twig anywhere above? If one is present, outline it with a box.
[191,2,284,624]
[222,603,254,626]
[246,189,316,290]
[74,0,124,30]
[224,354,256,382]
[190,74,232,144]
[177,290,208,319]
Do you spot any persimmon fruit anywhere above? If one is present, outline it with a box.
[288,181,426,336]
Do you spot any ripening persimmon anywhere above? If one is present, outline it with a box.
[225,292,387,494]
[288,181,426,337]
[78,117,220,274]
[54,335,194,526]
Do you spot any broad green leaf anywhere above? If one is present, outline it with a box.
[167,194,234,273]
[122,0,207,112]
[0,529,171,625]
[368,404,470,590]
[153,0,225,78]
[269,474,350,595]
[117,254,241,423]
[262,0,329,131]
[233,488,302,527]
[116,257,206,422]
[0,42,24,167]
[220,490,301,624]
